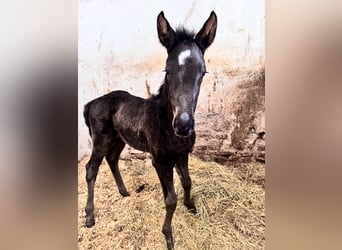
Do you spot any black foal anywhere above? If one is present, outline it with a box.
[83,11,217,250]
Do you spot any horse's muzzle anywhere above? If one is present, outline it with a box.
[173,112,194,137]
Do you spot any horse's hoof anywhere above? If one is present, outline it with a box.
[185,203,197,214]
[85,217,95,228]
[187,206,197,214]
[120,191,130,197]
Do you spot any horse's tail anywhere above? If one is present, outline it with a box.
[83,101,92,137]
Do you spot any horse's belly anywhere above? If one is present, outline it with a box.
[118,129,149,153]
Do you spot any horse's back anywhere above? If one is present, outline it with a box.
[86,90,141,115]
[84,90,142,135]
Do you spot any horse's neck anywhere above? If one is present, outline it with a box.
[158,80,173,121]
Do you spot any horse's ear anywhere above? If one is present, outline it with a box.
[195,11,217,53]
[157,11,176,51]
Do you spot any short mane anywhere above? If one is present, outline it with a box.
[174,28,196,45]
[148,83,165,101]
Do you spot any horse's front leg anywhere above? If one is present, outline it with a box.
[153,160,177,250]
[175,153,196,213]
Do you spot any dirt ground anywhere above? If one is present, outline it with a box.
[78,155,265,249]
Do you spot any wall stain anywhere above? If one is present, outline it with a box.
[184,1,197,24]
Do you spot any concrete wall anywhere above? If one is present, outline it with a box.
[78,0,265,161]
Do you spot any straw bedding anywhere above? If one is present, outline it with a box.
[78,155,265,249]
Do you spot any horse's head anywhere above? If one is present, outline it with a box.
[157,11,217,137]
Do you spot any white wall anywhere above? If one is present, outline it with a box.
[78,0,265,160]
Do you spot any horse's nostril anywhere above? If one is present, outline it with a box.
[174,126,193,137]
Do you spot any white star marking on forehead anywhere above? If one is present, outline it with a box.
[178,49,191,66]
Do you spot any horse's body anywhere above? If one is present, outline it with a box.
[84,11,217,250]
[84,87,195,160]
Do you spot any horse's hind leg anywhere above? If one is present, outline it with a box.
[175,153,196,213]
[105,138,129,197]
[85,149,105,227]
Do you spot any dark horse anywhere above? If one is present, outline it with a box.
[83,11,217,249]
